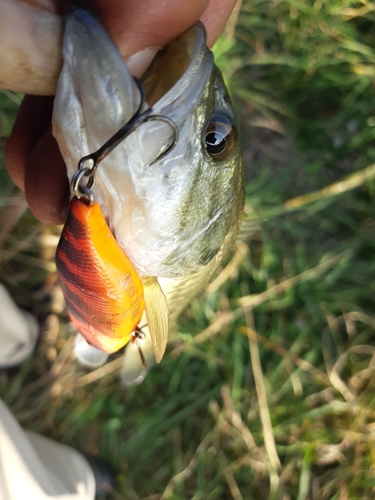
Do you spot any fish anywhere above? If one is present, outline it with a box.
[53,6,245,378]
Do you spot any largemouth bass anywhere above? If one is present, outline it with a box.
[53,6,245,381]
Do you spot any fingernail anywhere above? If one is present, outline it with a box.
[126,47,162,78]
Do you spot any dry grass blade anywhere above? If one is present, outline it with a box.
[172,250,350,357]
[349,312,375,328]
[64,356,125,391]
[238,327,328,382]
[339,4,375,20]
[245,311,281,476]
[328,352,355,403]
[347,345,375,393]
[218,450,244,500]
[162,432,213,499]
[12,338,75,412]
[324,344,375,402]
[283,162,375,210]
[206,243,249,294]
[238,251,350,309]
[244,162,375,222]
[220,386,266,472]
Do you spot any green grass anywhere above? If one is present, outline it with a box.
[1,1,375,498]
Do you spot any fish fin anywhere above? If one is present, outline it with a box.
[236,217,264,243]
[142,277,169,363]
[158,255,219,332]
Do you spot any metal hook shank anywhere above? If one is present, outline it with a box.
[71,77,179,201]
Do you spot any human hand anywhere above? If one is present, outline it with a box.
[3,0,237,225]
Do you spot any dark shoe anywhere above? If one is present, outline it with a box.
[84,455,118,500]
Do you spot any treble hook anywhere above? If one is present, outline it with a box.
[132,327,147,369]
[71,78,179,203]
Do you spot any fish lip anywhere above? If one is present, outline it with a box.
[65,5,213,120]
[115,22,215,173]
[145,22,214,127]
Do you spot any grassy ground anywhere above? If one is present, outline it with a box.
[1,1,375,498]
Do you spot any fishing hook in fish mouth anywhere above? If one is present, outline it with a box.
[71,77,179,203]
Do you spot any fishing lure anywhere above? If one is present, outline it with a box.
[55,196,145,353]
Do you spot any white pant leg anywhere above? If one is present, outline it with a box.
[0,284,38,368]
[0,400,96,500]
[0,285,95,500]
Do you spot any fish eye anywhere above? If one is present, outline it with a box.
[204,113,236,161]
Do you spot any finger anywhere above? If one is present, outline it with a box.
[24,124,70,225]
[0,0,235,95]
[5,96,54,190]
[201,0,239,48]
[0,0,62,95]
[91,0,210,60]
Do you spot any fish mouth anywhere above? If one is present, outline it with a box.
[53,6,213,179]
[141,22,213,125]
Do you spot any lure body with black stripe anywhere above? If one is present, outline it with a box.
[55,197,145,353]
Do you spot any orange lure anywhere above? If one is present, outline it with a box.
[55,197,145,353]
